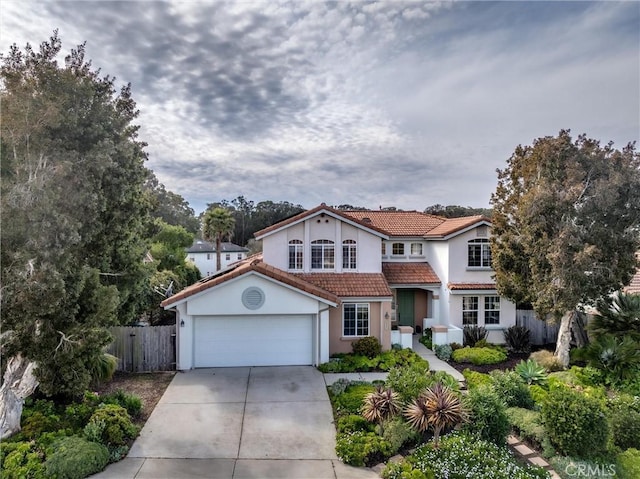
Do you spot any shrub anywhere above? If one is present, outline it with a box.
[463,325,488,347]
[44,436,109,479]
[449,342,463,350]
[584,334,640,385]
[505,407,545,447]
[63,401,98,431]
[433,344,452,361]
[529,350,564,372]
[382,461,434,479]
[382,417,419,455]
[399,432,549,479]
[529,385,548,406]
[608,393,640,450]
[463,386,510,445]
[548,456,616,479]
[385,363,432,403]
[541,386,610,458]
[570,365,605,387]
[504,325,531,353]
[462,369,491,390]
[431,371,460,392]
[515,359,548,385]
[85,404,138,447]
[329,378,358,396]
[617,448,640,479]
[0,441,46,479]
[420,329,433,350]
[335,431,393,467]
[20,411,62,439]
[452,346,507,365]
[352,336,382,358]
[490,370,535,409]
[100,390,143,418]
[336,415,374,434]
[333,384,376,415]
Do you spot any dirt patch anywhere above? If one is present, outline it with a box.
[94,371,175,424]
[449,353,529,375]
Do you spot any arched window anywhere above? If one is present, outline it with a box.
[311,239,334,269]
[288,239,303,270]
[342,239,357,270]
[468,239,492,268]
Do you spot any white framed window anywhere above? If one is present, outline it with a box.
[225,253,231,261]
[485,296,500,325]
[343,303,369,336]
[468,239,492,268]
[392,243,405,255]
[410,243,423,256]
[342,240,357,270]
[237,253,242,260]
[462,296,479,325]
[206,253,212,260]
[311,239,334,269]
[288,239,303,270]
[381,242,386,256]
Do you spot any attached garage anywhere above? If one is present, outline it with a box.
[193,315,314,367]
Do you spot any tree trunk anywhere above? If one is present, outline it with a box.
[216,236,222,271]
[554,310,578,368]
[0,354,39,440]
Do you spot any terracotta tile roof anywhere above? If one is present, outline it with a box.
[254,204,389,238]
[425,216,490,238]
[161,255,340,307]
[294,273,393,297]
[342,210,445,236]
[382,263,441,285]
[448,282,497,291]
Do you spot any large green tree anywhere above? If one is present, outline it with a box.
[490,130,640,366]
[202,207,236,272]
[0,33,151,436]
[145,173,199,234]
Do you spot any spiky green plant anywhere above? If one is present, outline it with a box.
[361,386,401,433]
[591,293,640,341]
[585,334,640,385]
[515,359,548,385]
[404,383,467,448]
[504,325,531,353]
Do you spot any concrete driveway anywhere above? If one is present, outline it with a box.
[92,366,378,479]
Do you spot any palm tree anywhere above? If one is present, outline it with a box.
[404,383,467,448]
[202,207,236,272]
[591,292,640,342]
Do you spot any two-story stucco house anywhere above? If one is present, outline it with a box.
[186,240,249,277]
[162,204,516,369]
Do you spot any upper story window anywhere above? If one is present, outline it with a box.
[381,242,386,256]
[468,239,492,268]
[311,239,334,269]
[237,253,242,260]
[225,253,231,261]
[410,243,423,256]
[288,239,303,270]
[342,240,357,270]
[392,243,405,255]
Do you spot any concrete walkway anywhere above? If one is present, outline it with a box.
[92,366,378,479]
[323,336,465,386]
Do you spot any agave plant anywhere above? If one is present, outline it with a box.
[504,325,531,353]
[404,383,467,448]
[361,386,401,433]
[514,359,547,385]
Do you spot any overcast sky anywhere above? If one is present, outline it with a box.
[2,1,638,213]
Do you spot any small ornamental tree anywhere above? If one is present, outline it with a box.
[490,130,640,367]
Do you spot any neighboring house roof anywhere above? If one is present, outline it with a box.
[161,255,340,308]
[342,210,444,237]
[187,240,249,253]
[425,215,490,238]
[382,263,441,285]
[254,203,389,239]
[448,282,497,291]
[294,273,393,297]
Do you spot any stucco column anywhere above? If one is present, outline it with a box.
[431,294,441,324]
[176,303,193,370]
[320,309,330,363]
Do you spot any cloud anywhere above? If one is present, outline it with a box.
[1,1,638,214]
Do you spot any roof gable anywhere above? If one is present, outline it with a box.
[342,210,445,237]
[424,216,492,239]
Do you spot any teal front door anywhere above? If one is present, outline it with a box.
[397,290,415,327]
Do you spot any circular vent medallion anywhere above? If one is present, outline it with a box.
[242,287,265,310]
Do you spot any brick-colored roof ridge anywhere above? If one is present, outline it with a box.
[254,203,389,238]
[447,282,497,291]
[425,215,491,238]
[293,272,393,297]
[342,210,446,236]
[161,255,340,307]
[382,262,441,285]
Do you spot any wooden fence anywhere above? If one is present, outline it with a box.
[107,325,176,372]
[516,309,560,345]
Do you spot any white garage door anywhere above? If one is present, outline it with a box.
[194,315,314,367]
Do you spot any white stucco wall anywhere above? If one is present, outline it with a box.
[261,214,382,273]
[448,293,517,343]
[382,239,428,263]
[188,251,247,277]
[447,228,494,284]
